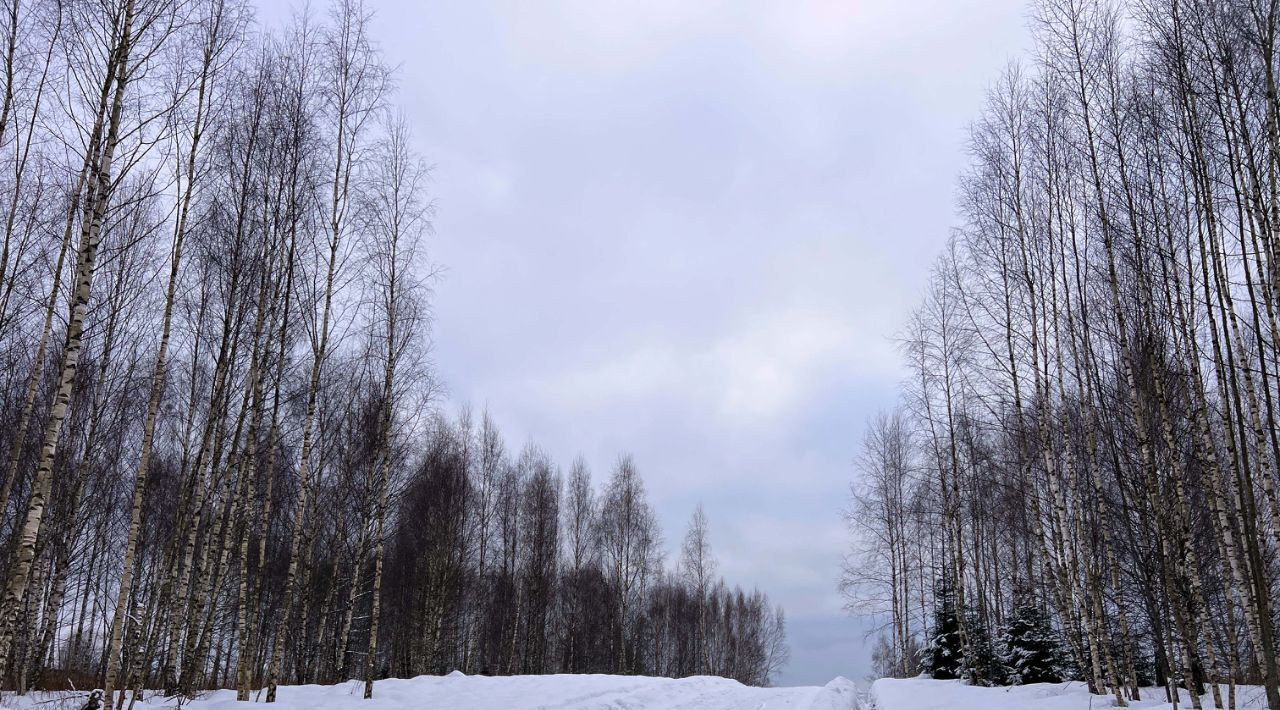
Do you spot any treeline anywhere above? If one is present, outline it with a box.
[371,412,788,687]
[842,0,1280,709]
[0,0,789,703]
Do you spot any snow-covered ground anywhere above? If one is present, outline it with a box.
[870,677,1267,710]
[1,673,863,710]
[10,675,1265,710]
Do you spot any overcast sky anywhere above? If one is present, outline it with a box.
[263,0,1030,686]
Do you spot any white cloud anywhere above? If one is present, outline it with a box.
[521,302,897,432]
[709,309,873,421]
[495,0,1027,84]
[719,512,849,618]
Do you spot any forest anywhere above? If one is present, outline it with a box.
[842,0,1280,709]
[0,0,789,703]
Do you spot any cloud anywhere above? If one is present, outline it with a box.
[525,306,881,423]
[719,513,849,617]
[495,0,1025,84]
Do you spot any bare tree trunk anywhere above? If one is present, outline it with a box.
[105,2,223,697]
[8,1,136,692]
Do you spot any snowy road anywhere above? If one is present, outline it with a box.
[4,674,863,710]
[250,674,864,710]
[15,676,1269,710]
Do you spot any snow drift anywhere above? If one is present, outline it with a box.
[870,677,1267,710]
[1,673,865,710]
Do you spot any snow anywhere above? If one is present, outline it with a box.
[1,674,865,710]
[870,677,1267,710]
[11,675,1272,710]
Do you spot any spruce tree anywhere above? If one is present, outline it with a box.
[1000,593,1063,685]
[963,610,1006,686]
[925,574,963,680]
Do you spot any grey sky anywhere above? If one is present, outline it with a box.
[263,0,1030,686]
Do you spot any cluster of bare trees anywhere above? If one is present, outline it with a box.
[0,0,789,702]
[372,411,789,687]
[843,0,1280,709]
[0,0,423,701]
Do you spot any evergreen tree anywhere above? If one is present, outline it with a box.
[1108,636,1155,687]
[962,610,1005,686]
[1000,594,1064,685]
[924,574,963,680]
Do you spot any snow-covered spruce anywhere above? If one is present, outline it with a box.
[999,593,1066,686]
